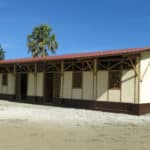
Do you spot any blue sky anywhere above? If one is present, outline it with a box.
[0,0,150,59]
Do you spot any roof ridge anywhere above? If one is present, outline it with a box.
[0,47,150,64]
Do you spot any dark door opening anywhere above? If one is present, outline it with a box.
[45,73,54,102]
[53,73,61,98]
[20,74,27,100]
[45,73,61,102]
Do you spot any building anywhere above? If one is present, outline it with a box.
[0,47,150,115]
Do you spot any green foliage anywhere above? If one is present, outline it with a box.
[0,44,5,60]
[27,24,58,57]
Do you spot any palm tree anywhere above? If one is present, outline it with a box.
[0,44,5,60]
[27,24,58,57]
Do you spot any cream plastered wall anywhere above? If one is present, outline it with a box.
[96,70,135,103]
[109,89,120,102]
[82,72,93,100]
[27,73,44,96]
[97,71,108,101]
[0,73,15,95]
[62,71,93,100]
[27,73,35,96]
[140,51,150,103]
[0,74,7,94]
[36,73,43,96]
[8,73,15,94]
[121,69,135,103]
[2,86,7,94]
[72,89,82,99]
[63,72,72,99]
[97,70,121,102]
[60,74,63,98]
[61,69,136,102]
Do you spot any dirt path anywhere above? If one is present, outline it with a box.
[0,100,150,150]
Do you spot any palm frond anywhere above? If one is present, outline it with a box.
[27,24,58,57]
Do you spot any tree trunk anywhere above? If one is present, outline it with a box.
[43,48,45,56]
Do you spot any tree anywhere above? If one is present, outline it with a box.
[27,24,58,57]
[0,44,5,60]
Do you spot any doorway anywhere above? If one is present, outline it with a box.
[20,74,27,100]
[45,73,54,102]
[44,73,61,102]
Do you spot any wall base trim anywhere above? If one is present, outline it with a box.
[23,96,45,103]
[0,95,150,115]
[138,103,150,115]
[52,99,150,115]
[0,94,16,100]
[53,99,140,115]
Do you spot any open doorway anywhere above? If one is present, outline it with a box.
[20,74,27,100]
[45,73,54,102]
[44,73,61,102]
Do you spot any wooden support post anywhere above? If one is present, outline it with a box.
[18,74,21,100]
[93,59,97,100]
[61,61,64,76]
[86,61,93,71]
[15,64,21,100]
[128,58,138,75]
[60,61,64,98]
[93,59,97,75]
[107,61,110,101]
[120,60,123,103]
[13,64,18,99]
[34,63,37,97]
[13,64,16,74]
[43,63,46,102]
[135,56,140,104]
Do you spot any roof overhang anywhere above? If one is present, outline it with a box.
[0,47,149,65]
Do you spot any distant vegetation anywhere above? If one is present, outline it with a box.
[27,24,58,57]
[0,44,5,60]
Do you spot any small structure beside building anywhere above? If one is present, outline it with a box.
[0,47,150,115]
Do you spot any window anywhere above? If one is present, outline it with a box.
[109,71,121,89]
[2,74,8,86]
[72,72,82,88]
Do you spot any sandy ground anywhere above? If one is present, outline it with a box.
[0,100,150,150]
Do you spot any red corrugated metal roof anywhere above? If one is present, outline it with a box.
[0,47,150,65]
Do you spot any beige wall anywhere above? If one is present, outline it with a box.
[8,73,15,94]
[60,70,136,103]
[109,89,120,102]
[0,72,44,97]
[0,73,15,95]
[140,51,150,103]
[82,72,93,100]
[63,72,72,99]
[96,70,135,103]
[60,74,63,98]
[121,69,135,103]
[27,73,35,96]
[0,69,136,103]
[36,73,43,97]
[97,71,108,101]
[0,72,43,97]
[62,71,93,100]
[27,72,44,97]
[93,74,97,99]
[72,89,82,99]
[2,85,7,94]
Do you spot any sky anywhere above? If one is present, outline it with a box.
[0,0,150,59]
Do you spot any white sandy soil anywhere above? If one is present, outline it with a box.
[0,100,150,150]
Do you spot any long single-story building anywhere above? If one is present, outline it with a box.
[0,47,150,115]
